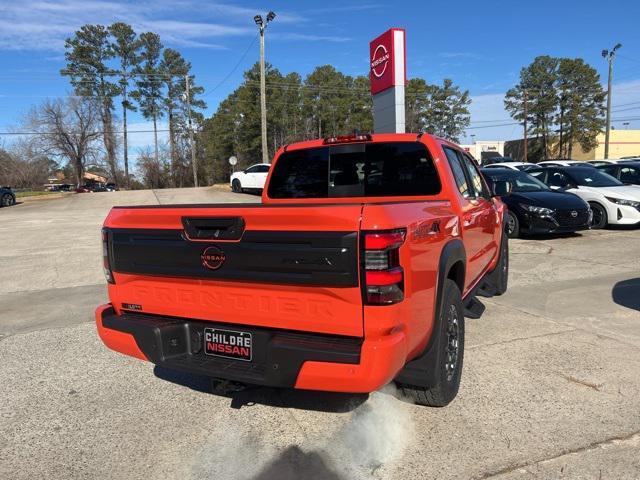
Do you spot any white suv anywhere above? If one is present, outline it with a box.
[529,166,640,229]
[230,163,271,193]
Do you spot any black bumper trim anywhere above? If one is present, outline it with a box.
[101,308,362,388]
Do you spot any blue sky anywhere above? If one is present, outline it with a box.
[1,0,640,157]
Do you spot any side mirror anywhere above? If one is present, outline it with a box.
[492,180,512,196]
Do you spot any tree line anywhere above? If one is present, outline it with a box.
[61,23,206,187]
[504,55,606,161]
[2,23,206,189]
[198,63,471,183]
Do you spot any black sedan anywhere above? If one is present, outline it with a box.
[1,186,16,207]
[481,168,591,238]
[597,161,640,186]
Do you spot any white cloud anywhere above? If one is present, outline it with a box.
[0,0,307,51]
[467,92,520,142]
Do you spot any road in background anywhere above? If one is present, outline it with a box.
[1,190,639,479]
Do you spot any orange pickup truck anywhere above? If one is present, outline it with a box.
[96,133,508,406]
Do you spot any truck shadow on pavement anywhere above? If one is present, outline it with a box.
[153,366,368,413]
[250,445,345,480]
[612,278,640,312]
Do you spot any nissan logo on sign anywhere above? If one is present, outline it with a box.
[371,44,390,78]
[369,28,406,95]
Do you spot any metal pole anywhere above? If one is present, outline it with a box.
[523,89,528,162]
[186,74,198,187]
[259,26,268,164]
[604,57,614,159]
[603,44,622,159]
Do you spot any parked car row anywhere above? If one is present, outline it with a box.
[76,183,118,193]
[482,164,640,237]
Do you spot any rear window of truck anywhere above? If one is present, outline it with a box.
[267,142,441,198]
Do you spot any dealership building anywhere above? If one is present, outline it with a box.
[504,129,640,161]
[458,141,506,162]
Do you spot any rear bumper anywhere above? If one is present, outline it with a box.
[95,304,406,393]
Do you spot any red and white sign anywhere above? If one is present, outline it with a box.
[369,28,406,95]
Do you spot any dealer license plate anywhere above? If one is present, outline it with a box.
[203,328,252,362]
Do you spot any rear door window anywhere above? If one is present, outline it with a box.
[444,147,472,199]
[529,170,547,183]
[268,142,441,198]
[461,154,491,199]
[548,170,572,188]
[620,167,640,184]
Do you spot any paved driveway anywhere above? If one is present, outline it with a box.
[1,189,639,479]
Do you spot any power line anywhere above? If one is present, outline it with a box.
[0,129,171,136]
[202,33,259,99]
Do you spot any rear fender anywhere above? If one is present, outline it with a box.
[394,239,465,388]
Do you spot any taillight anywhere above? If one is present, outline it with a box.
[363,229,406,305]
[102,228,114,284]
[323,133,372,144]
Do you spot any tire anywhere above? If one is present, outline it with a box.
[231,179,241,193]
[506,210,520,238]
[589,202,608,229]
[398,279,464,407]
[1,194,14,207]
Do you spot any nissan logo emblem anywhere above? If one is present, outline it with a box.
[371,44,390,78]
[570,211,578,218]
[201,246,226,270]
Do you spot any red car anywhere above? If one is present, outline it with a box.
[96,133,508,406]
[76,186,92,193]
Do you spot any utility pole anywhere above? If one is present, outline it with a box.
[254,12,276,164]
[523,89,528,162]
[602,43,622,159]
[185,74,198,187]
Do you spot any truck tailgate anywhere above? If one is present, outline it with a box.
[104,204,364,337]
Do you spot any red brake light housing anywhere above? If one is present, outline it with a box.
[102,227,115,284]
[323,133,372,145]
[362,229,406,305]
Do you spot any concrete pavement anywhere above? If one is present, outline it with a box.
[1,189,639,479]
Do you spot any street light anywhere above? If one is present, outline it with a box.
[254,11,276,164]
[602,43,622,159]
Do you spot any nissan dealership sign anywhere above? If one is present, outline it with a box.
[369,28,406,95]
[369,28,406,133]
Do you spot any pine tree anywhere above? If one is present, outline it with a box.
[62,25,119,184]
[556,58,606,158]
[109,22,141,186]
[132,32,164,165]
[419,79,471,142]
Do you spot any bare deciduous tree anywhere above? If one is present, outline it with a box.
[26,97,102,187]
[0,140,56,190]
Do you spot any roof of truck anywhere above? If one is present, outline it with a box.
[279,132,441,154]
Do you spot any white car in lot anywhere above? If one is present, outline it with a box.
[230,163,271,193]
[483,162,537,171]
[528,166,640,229]
[537,160,594,167]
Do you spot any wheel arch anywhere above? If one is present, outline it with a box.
[394,238,466,388]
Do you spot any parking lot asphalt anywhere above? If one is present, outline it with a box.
[1,189,639,480]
